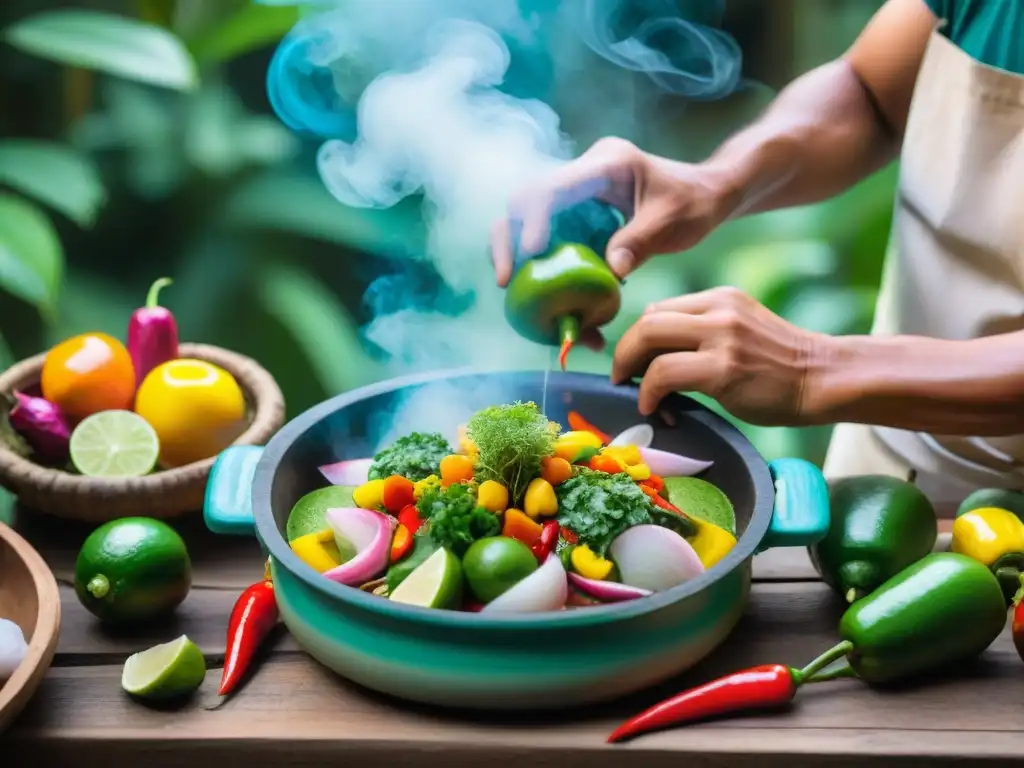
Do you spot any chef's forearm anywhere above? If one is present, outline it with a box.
[701,60,897,219]
[806,333,1024,435]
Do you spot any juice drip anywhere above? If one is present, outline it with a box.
[541,347,554,417]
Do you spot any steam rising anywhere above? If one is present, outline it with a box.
[268,0,745,439]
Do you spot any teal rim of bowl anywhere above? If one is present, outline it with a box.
[254,367,775,629]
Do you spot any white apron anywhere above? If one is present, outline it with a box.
[822,29,1024,514]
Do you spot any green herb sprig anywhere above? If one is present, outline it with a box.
[466,401,559,505]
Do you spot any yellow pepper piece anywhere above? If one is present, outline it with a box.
[951,506,1024,567]
[571,544,614,580]
[353,478,385,510]
[524,477,558,519]
[688,518,737,570]
[413,474,440,500]
[624,462,651,481]
[290,529,342,573]
[477,480,509,512]
[553,430,604,462]
[602,445,642,466]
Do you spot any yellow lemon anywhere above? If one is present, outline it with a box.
[135,359,247,468]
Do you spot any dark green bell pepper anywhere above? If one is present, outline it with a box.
[822,552,1006,683]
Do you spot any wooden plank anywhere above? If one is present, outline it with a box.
[10,581,1024,766]
[13,505,957,596]
[9,507,265,589]
[49,528,958,660]
[53,585,299,662]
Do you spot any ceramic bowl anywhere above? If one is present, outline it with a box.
[204,370,829,710]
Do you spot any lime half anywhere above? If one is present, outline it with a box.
[70,410,160,477]
[286,485,357,542]
[663,476,736,534]
[121,635,206,700]
[389,547,462,609]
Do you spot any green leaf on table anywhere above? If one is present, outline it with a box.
[0,140,106,227]
[2,10,198,91]
[0,194,63,318]
[257,261,383,394]
[188,3,299,63]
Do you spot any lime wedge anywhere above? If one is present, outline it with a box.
[70,410,160,478]
[121,635,206,700]
[389,547,462,609]
[663,476,737,535]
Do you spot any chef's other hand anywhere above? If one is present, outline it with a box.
[612,287,829,425]
[490,138,737,287]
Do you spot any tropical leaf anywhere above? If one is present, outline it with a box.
[0,194,63,318]
[0,140,106,227]
[223,171,425,260]
[188,3,299,63]
[257,260,383,394]
[2,10,198,91]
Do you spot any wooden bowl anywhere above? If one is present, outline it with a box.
[0,343,285,522]
[0,521,60,733]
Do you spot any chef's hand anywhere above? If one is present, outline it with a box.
[489,138,737,287]
[612,287,830,425]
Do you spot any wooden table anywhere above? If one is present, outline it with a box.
[4,512,1022,767]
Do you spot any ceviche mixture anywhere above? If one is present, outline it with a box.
[286,402,739,614]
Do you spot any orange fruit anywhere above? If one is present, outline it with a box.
[41,333,136,419]
[134,359,247,468]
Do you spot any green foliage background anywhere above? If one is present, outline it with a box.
[0,0,894,470]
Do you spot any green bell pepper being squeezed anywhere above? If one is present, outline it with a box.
[504,243,621,369]
[503,200,623,369]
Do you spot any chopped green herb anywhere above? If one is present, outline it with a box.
[416,482,500,557]
[555,468,656,556]
[368,431,451,482]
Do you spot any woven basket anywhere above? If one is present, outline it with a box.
[0,343,285,523]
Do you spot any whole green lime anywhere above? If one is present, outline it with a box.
[286,485,357,541]
[74,517,192,625]
[462,536,537,603]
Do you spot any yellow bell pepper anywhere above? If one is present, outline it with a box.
[413,474,440,500]
[290,529,342,573]
[951,506,1024,566]
[688,518,737,570]
[624,462,651,482]
[477,480,509,512]
[571,544,614,580]
[553,430,604,462]
[353,478,385,510]
[524,477,558,518]
[602,445,643,466]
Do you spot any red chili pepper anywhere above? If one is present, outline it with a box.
[640,483,682,514]
[126,277,179,387]
[397,503,423,535]
[531,520,560,562]
[641,474,665,494]
[1013,577,1024,663]
[560,527,578,545]
[607,644,854,742]
[219,579,279,697]
[567,411,611,444]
